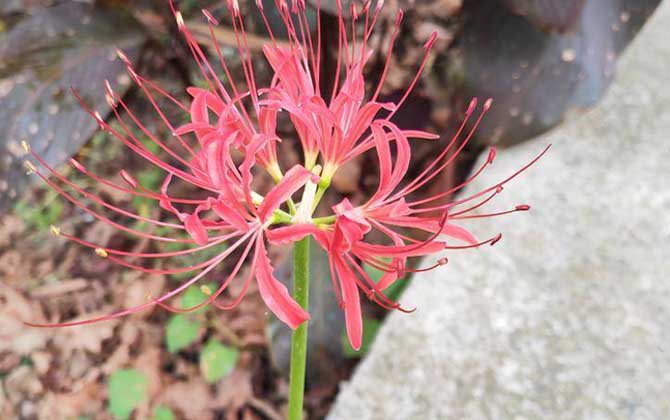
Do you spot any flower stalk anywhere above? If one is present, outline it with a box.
[288,236,311,420]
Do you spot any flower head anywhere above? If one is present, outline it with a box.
[24,0,547,350]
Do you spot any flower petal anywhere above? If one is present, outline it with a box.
[266,224,320,245]
[333,256,362,350]
[254,235,310,329]
[183,213,208,245]
[257,165,315,222]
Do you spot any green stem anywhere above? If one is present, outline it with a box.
[287,236,310,420]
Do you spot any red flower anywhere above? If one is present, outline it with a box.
[24,0,547,350]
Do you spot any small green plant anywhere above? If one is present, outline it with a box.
[200,339,239,383]
[151,406,175,420]
[165,313,201,353]
[15,190,63,232]
[108,369,148,420]
[164,283,215,352]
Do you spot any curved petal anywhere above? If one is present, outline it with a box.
[333,256,362,351]
[254,235,310,329]
[257,165,315,222]
[183,213,208,245]
[266,224,321,245]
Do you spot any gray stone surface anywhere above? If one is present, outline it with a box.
[329,2,670,419]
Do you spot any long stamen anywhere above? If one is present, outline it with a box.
[23,228,248,328]
[59,230,237,259]
[409,148,498,213]
[371,10,403,101]
[390,99,489,204]
[451,204,530,220]
[155,233,256,313]
[383,31,437,121]
[413,144,551,209]
[72,89,217,192]
[28,162,196,243]
[444,232,502,249]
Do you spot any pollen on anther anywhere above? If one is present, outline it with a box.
[202,9,218,25]
[228,0,240,15]
[95,248,109,258]
[175,11,185,29]
[49,225,61,236]
[94,111,104,128]
[200,285,212,296]
[483,98,493,110]
[104,81,116,108]
[70,158,86,172]
[24,160,37,174]
[116,49,130,64]
[21,140,30,153]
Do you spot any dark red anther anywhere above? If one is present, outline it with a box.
[466,98,478,115]
[490,233,502,245]
[516,204,530,211]
[487,147,497,164]
[396,10,404,25]
[119,170,138,189]
[423,32,437,50]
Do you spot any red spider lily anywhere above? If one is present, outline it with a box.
[22,0,547,351]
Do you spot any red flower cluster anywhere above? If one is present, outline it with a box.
[24,0,547,350]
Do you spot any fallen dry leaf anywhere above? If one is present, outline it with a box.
[122,273,165,319]
[0,285,49,355]
[30,351,53,375]
[37,380,105,419]
[212,368,253,413]
[0,215,24,249]
[51,313,119,355]
[30,278,88,299]
[0,352,21,373]
[133,346,162,399]
[158,379,213,420]
[4,366,44,404]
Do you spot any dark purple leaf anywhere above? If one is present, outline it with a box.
[0,3,144,209]
[449,0,661,146]
[496,0,586,32]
